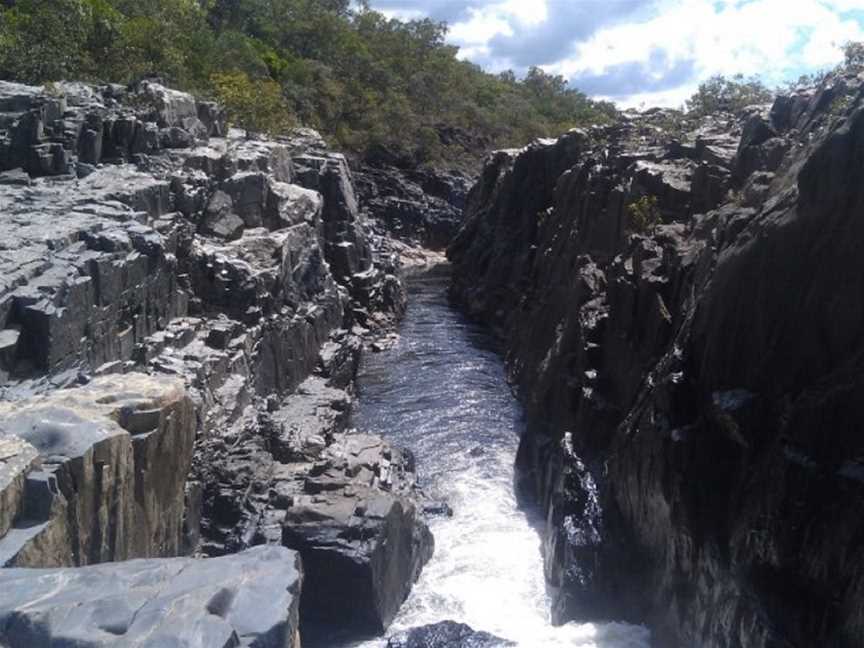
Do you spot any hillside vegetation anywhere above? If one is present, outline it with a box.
[0,0,618,166]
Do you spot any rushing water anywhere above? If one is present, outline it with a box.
[348,268,651,648]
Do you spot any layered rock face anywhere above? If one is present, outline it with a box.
[0,79,432,644]
[449,71,864,647]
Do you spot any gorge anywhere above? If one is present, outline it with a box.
[0,56,863,648]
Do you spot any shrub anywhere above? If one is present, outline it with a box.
[211,71,295,138]
[627,195,662,234]
[0,0,94,83]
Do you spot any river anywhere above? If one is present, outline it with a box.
[348,268,651,648]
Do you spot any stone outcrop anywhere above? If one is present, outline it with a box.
[0,79,431,645]
[449,70,864,647]
[0,545,302,647]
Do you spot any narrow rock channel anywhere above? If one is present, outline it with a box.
[347,268,652,648]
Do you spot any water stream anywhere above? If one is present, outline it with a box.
[349,268,651,648]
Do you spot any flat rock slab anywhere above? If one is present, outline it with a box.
[0,545,302,647]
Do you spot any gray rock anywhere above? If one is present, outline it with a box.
[201,190,244,240]
[0,79,426,646]
[0,437,39,540]
[354,165,472,250]
[268,181,322,228]
[0,545,302,647]
[282,428,434,639]
[0,374,195,567]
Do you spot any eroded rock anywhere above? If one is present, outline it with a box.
[0,79,429,645]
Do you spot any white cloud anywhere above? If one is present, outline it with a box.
[371,0,864,108]
[819,0,864,10]
[446,0,550,70]
[545,0,864,107]
[448,0,547,48]
[600,84,699,111]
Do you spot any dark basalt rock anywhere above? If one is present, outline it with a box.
[449,71,864,648]
[355,164,472,250]
[0,545,302,647]
[386,621,515,648]
[282,447,434,639]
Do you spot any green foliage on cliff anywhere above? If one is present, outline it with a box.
[0,0,616,165]
[211,70,295,137]
[627,195,661,234]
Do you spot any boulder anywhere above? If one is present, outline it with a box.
[282,476,433,639]
[201,190,245,240]
[268,181,323,229]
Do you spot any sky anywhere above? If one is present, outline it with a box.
[367,0,864,108]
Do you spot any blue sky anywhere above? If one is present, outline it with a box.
[367,0,864,107]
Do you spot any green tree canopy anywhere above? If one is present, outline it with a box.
[685,74,773,116]
[0,0,618,166]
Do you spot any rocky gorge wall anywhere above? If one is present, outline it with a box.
[449,70,864,647]
[0,78,437,646]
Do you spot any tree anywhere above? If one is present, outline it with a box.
[0,0,620,165]
[685,74,773,116]
[211,70,294,137]
[843,41,864,69]
[0,0,94,82]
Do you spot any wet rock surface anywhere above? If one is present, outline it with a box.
[0,545,302,647]
[386,621,515,648]
[0,80,431,645]
[449,71,864,648]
